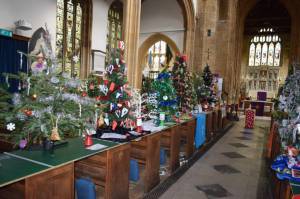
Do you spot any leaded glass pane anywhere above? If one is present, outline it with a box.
[274,43,281,66]
[255,43,262,66]
[249,43,255,66]
[268,43,274,66]
[261,43,268,65]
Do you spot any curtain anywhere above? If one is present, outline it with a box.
[0,36,28,92]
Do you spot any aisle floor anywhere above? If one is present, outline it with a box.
[160,119,271,199]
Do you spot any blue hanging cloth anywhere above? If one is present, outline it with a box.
[195,113,206,148]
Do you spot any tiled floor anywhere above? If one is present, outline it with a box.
[160,119,271,199]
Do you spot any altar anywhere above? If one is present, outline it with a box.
[243,100,274,116]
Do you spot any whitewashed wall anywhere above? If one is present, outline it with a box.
[0,0,57,48]
[140,0,185,51]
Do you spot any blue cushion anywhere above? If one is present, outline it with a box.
[160,148,166,165]
[75,178,96,199]
[130,159,139,182]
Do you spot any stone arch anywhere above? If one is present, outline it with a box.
[135,33,180,88]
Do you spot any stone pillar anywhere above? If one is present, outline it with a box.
[123,0,141,87]
[193,0,206,72]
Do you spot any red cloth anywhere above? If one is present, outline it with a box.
[293,195,300,199]
[245,109,255,129]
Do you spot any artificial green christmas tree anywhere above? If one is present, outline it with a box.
[97,42,134,131]
[172,54,197,112]
[148,68,178,123]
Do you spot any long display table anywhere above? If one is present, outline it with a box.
[0,111,227,199]
[0,138,130,199]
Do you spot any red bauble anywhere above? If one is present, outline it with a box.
[103,80,109,85]
[82,92,87,97]
[24,109,32,116]
[96,96,101,101]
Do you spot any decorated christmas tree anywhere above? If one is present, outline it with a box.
[202,64,213,87]
[148,68,178,123]
[172,54,197,112]
[97,42,134,131]
[1,69,97,148]
[0,26,97,148]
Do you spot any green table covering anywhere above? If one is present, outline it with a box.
[0,153,49,187]
[6,138,118,167]
[290,180,300,199]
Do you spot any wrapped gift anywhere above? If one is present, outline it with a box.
[245,109,255,129]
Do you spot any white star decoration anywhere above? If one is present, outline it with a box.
[72,55,79,63]
[6,123,16,131]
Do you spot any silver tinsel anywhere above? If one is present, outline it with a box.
[61,93,95,105]
[39,96,54,103]
[12,93,21,105]
[65,79,81,88]
[50,76,60,84]
[16,112,27,121]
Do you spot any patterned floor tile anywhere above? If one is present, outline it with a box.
[236,136,252,140]
[195,184,232,198]
[229,143,249,148]
[222,152,246,159]
[213,164,241,174]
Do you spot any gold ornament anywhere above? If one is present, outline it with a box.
[32,94,37,100]
[50,127,61,141]
[98,115,104,127]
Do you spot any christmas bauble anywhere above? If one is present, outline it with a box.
[82,92,87,97]
[32,94,37,100]
[163,96,168,101]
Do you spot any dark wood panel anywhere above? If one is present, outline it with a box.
[25,163,74,199]
[105,144,130,199]
[180,120,196,159]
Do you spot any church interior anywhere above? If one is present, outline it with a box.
[1,0,300,198]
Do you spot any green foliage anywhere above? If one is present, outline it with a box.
[202,64,213,87]
[193,72,210,103]
[0,71,97,146]
[149,68,178,121]
[172,55,197,112]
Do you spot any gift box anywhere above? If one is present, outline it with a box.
[245,109,255,129]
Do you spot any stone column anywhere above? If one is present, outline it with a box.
[123,0,141,87]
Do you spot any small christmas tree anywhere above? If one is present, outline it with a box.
[97,42,134,131]
[148,68,178,123]
[202,64,213,87]
[172,54,197,112]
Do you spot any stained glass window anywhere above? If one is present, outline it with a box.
[106,1,123,64]
[255,43,261,66]
[146,41,171,71]
[56,0,83,77]
[268,43,274,66]
[248,28,282,67]
[261,43,268,65]
[274,43,281,66]
[249,43,255,66]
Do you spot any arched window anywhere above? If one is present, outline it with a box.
[106,1,123,63]
[248,28,282,67]
[146,41,173,71]
[56,0,85,77]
